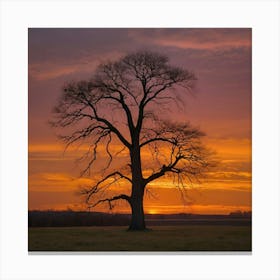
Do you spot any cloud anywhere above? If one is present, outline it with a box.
[29,174,251,213]
[128,28,251,51]
[29,28,251,81]
[28,28,134,80]
[29,172,94,192]
[205,171,251,182]
[29,62,93,81]
[205,137,251,160]
[29,51,122,81]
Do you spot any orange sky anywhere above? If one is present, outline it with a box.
[28,28,251,214]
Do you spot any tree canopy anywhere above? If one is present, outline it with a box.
[52,51,212,230]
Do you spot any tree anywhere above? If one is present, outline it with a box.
[52,51,211,230]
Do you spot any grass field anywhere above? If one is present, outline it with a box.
[28,225,251,252]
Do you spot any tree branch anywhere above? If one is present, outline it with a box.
[94,114,131,148]
[83,171,132,202]
[87,194,131,210]
[144,155,184,184]
[140,137,176,148]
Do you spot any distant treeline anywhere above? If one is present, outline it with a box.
[28,210,252,227]
[228,210,252,217]
[29,211,130,227]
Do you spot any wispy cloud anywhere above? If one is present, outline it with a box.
[129,28,251,50]
[29,51,122,81]
[29,172,93,192]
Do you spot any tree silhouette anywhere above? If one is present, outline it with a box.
[52,51,211,230]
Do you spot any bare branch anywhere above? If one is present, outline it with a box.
[140,137,176,148]
[82,170,132,203]
[87,194,131,210]
[141,120,211,187]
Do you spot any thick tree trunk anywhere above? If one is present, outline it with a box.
[129,136,146,230]
[129,189,146,230]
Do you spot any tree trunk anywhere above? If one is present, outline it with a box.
[129,189,146,230]
[129,135,146,230]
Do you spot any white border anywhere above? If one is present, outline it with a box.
[1,0,279,279]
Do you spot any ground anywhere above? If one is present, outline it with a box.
[28,225,251,251]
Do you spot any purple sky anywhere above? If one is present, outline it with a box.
[29,28,251,143]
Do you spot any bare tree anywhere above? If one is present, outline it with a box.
[52,51,211,230]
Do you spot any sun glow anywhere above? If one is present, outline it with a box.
[147,209,158,215]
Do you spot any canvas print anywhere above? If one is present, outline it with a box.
[28,28,252,251]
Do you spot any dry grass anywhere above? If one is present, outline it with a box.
[29,225,251,252]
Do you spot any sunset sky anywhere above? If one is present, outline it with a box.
[28,28,251,214]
